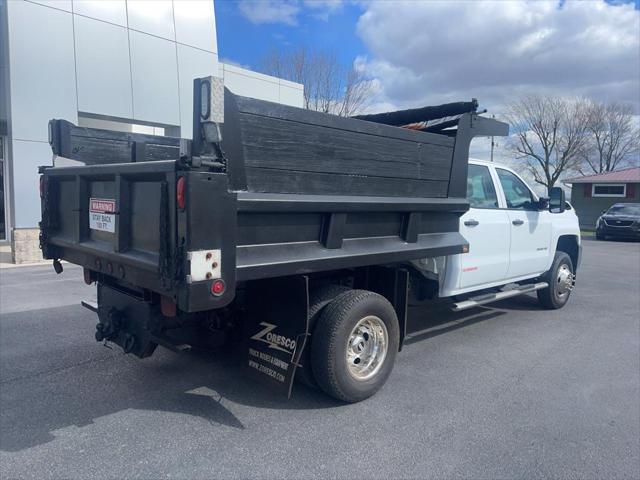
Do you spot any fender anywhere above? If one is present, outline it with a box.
[548,206,581,273]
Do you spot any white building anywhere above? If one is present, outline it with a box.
[0,0,303,262]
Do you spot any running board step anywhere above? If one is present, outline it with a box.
[452,282,549,312]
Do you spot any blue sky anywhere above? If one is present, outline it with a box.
[215,0,367,71]
[215,0,640,116]
[216,0,639,74]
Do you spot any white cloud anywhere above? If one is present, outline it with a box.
[303,0,344,21]
[356,0,640,113]
[237,0,300,26]
[237,0,343,25]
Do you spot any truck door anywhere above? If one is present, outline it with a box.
[458,164,510,289]
[495,168,552,279]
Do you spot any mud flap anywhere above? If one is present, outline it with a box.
[245,276,309,398]
[361,266,409,351]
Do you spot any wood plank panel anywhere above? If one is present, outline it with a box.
[239,114,453,182]
[245,166,449,198]
[235,95,455,148]
[50,120,180,164]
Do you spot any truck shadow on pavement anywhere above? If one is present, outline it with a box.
[0,305,346,452]
[0,299,523,453]
[404,299,509,346]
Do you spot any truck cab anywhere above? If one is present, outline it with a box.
[440,159,581,302]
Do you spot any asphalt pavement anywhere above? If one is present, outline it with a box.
[1,239,639,479]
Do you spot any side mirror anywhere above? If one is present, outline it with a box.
[537,197,549,210]
[549,187,566,213]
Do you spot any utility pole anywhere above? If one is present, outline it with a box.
[490,114,495,162]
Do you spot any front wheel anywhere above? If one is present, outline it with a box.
[311,290,399,403]
[537,252,574,309]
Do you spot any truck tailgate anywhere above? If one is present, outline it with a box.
[40,160,178,293]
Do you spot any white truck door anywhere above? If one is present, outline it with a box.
[458,164,510,289]
[495,168,552,279]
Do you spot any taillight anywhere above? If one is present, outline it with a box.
[39,176,45,199]
[83,268,95,285]
[211,279,226,296]
[177,176,186,210]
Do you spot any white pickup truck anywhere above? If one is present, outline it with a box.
[425,159,581,311]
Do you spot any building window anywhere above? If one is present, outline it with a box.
[592,184,626,197]
[78,114,167,136]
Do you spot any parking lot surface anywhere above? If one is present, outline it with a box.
[1,239,639,479]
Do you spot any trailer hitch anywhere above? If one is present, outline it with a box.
[95,307,122,343]
[92,298,158,358]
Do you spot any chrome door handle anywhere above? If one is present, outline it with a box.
[512,219,524,226]
[464,219,479,227]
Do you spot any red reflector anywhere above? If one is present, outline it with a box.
[83,268,94,285]
[161,296,177,317]
[211,279,226,296]
[39,176,45,199]
[177,176,186,210]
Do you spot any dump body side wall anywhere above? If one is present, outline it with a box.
[221,91,456,198]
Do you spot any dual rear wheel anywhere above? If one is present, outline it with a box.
[303,289,400,403]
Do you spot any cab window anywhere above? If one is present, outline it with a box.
[496,168,535,210]
[467,164,498,209]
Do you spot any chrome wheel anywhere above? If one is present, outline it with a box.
[556,263,573,297]
[346,315,388,381]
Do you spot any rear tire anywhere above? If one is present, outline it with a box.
[537,252,574,309]
[296,284,350,388]
[311,290,399,403]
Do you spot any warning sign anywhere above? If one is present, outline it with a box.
[89,198,116,233]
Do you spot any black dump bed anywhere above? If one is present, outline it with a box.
[40,82,507,312]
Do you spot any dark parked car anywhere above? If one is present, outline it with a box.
[596,203,640,240]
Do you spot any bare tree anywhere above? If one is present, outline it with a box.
[580,100,639,174]
[261,46,372,116]
[504,95,589,192]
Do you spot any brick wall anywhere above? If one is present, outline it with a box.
[11,228,42,263]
